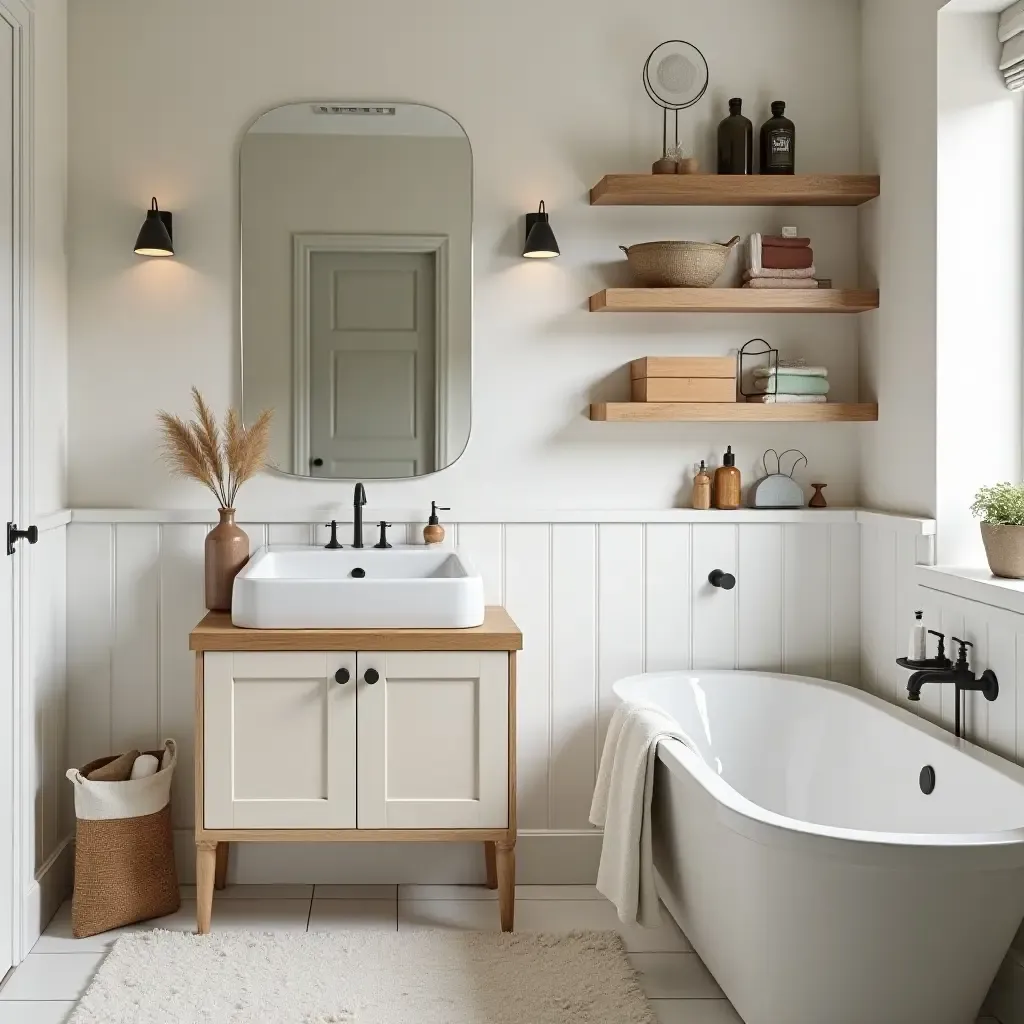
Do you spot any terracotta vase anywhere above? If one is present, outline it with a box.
[205,508,249,611]
[981,522,1024,580]
[809,483,828,509]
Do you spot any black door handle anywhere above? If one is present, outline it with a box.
[364,668,379,685]
[7,523,38,556]
[311,457,324,467]
[709,570,736,590]
[334,668,350,685]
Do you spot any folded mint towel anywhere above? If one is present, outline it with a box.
[753,374,830,396]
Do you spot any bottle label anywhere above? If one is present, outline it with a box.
[767,129,793,169]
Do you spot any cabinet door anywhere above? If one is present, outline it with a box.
[204,651,357,829]
[357,651,509,829]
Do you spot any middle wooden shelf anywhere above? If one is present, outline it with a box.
[590,402,879,423]
[589,288,879,314]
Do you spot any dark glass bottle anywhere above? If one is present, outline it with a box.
[759,101,795,175]
[717,98,753,175]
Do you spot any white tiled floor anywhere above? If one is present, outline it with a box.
[0,885,1004,1024]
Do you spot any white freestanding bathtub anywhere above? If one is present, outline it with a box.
[613,670,1024,1024]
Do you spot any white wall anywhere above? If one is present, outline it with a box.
[859,0,945,518]
[936,12,1024,565]
[67,510,861,882]
[67,0,867,513]
[241,132,472,470]
[860,0,1024,568]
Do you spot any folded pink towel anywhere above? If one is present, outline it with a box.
[743,278,820,290]
[745,267,817,280]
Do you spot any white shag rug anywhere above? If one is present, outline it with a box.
[68,929,655,1024]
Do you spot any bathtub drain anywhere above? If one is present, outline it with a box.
[919,765,936,795]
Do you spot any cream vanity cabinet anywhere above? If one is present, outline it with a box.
[190,609,522,933]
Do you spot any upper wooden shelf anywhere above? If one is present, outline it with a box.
[590,288,879,314]
[590,174,880,207]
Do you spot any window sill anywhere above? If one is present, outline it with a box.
[915,565,1024,616]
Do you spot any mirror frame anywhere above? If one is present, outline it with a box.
[238,99,474,481]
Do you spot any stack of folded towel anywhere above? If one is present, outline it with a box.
[749,362,829,404]
[744,233,818,290]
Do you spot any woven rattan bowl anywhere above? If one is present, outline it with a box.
[619,236,741,288]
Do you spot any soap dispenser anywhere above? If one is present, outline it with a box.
[713,446,741,510]
[423,502,451,545]
[692,461,712,510]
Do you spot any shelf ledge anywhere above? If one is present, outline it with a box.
[590,173,880,207]
[589,288,879,314]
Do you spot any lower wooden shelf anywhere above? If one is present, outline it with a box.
[589,402,879,423]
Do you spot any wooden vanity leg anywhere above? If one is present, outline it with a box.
[496,839,516,931]
[484,841,498,890]
[214,842,229,890]
[196,842,217,934]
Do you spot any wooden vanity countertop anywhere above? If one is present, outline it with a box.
[190,607,523,652]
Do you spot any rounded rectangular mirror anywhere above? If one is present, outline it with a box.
[241,102,472,479]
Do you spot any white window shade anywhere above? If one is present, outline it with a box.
[1001,1,1024,89]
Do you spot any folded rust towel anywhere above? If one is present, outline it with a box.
[763,245,814,270]
[743,278,820,290]
[762,235,811,248]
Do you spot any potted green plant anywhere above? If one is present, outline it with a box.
[971,483,1024,579]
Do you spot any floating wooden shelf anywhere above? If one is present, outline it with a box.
[589,403,879,423]
[589,288,879,314]
[590,174,880,207]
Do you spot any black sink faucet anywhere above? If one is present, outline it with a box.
[904,637,999,739]
[352,482,367,548]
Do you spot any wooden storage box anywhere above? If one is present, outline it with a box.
[630,357,736,403]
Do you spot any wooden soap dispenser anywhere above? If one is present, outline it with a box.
[423,501,450,545]
[713,446,742,510]
[692,461,712,510]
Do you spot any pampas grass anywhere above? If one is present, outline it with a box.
[158,388,273,508]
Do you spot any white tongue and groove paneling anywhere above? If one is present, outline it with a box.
[67,513,875,879]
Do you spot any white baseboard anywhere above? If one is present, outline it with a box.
[21,836,73,958]
[172,830,602,886]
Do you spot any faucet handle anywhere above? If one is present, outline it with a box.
[927,630,947,662]
[951,637,973,668]
[324,520,343,550]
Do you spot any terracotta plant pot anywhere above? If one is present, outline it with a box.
[980,522,1024,580]
[205,508,249,611]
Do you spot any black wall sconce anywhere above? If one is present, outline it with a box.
[523,200,559,258]
[134,197,174,257]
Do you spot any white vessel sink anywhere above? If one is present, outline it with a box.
[231,545,485,629]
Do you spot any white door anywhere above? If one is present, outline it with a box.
[308,250,436,478]
[0,10,15,977]
[204,652,357,829]
[356,652,509,829]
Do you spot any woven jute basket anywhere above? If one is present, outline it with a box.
[619,236,741,288]
[68,739,180,938]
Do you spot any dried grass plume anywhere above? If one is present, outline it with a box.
[157,387,273,508]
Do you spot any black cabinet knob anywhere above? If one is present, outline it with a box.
[709,570,736,590]
[334,668,350,685]
[364,668,379,685]
[311,457,324,467]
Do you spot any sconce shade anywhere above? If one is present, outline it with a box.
[523,200,559,258]
[134,198,174,257]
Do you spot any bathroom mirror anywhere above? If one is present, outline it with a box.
[240,102,472,479]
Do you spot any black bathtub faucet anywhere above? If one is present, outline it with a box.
[901,634,998,740]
